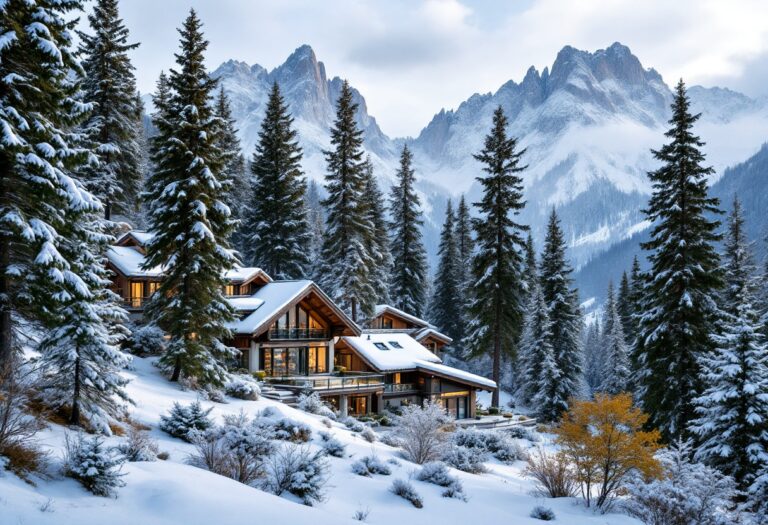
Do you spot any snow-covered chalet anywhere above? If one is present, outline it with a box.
[107,230,495,418]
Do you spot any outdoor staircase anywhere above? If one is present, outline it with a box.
[260,385,299,407]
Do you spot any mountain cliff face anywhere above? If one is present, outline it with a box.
[211,42,768,274]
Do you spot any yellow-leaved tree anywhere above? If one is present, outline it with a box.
[554,393,662,510]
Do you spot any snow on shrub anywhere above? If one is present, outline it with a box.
[342,417,365,433]
[524,448,577,498]
[116,427,158,462]
[443,445,487,474]
[224,377,260,401]
[297,392,335,419]
[380,432,403,448]
[396,401,450,464]
[506,425,540,442]
[390,478,423,508]
[416,461,466,500]
[351,455,392,477]
[188,411,274,485]
[530,506,556,521]
[159,401,213,442]
[261,443,329,506]
[124,323,166,356]
[318,431,346,458]
[63,433,126,497]
[360,426,376,443]
[452,428,523,463]
[624,440,739,525]
[251,411,312,442]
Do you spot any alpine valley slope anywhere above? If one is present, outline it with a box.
[211,42,768,269]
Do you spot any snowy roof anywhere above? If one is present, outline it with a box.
[106,246,163,278]
[227,280,319,335]
[224,266,272,284]
[414,360,496,390]
[373,304,430,328]
[117,230,154,247]
[413,326,453,344]
[341,332,441,371]
[227,296,266,312]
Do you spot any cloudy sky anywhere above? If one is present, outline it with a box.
[108,0,768,137]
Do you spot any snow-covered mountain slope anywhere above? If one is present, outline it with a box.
[1,357,641,525]
[211,43,768,269]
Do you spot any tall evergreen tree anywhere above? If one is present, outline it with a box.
[582,320,604,395]
[636,80,723,441]
[243,82,310,279]
[318,80,375,321]
[454,194,474,343]
[430,199,461,342]
[516,279,553,406]
[142,10,237,386]
[305,179,325,281]
[38,208,131,432]
[690,198,768,491]
[77,0,143,220]
[389,145,428,317]
[600,281,631,395]
[627,255,644,382]
[523,233,537,294]
[467,106,528,408]
[361,159,392,305]
[617,271,633,344]
[539,209,583,413]
[213,86,247,248]
[0,0,96,367]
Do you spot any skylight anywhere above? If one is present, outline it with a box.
[389,341,403,349]
[373,342,389,351]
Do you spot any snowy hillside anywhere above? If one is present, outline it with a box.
[209,42,768,268]
[1,357,641,525]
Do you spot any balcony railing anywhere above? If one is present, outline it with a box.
[267,372,384,392]
[384,383,418,393]
[122,297,151,309]
[269,327,329,340]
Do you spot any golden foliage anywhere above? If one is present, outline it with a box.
[554,393,662,510]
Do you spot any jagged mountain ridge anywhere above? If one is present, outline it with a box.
[211,42,768,270]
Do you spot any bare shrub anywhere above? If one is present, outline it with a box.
[524,448,577,498]
[396,401,450,464]
[116,427,159,462]
[261,443,329,506]
[390,478,423,508]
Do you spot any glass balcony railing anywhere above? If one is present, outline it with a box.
[268,327,329,340]
[267,372,384,392]
[384,383,418,393]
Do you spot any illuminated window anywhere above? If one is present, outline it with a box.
[225,284,235,296]
[130,281,143,308]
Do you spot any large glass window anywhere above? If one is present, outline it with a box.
[308,346,327,374]
[130,281,143,307]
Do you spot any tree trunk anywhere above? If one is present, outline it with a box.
[170,358,181,382]
[104,199,111,221]
[351,297,357,323]
[0,244,12,368]
[70,355,81,426]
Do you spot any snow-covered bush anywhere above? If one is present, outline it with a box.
[360,426,376,443]
[390,478,423,508]
[443,445,487,474]
[189,411,274,485]
[416,461,466,500]
[318,431,346,458]
[525,448,577,498]
[272,418,312,442]
[380,432,403,448]
[224,377,260,401]
[342,417,365,433]
[750,470,768,524]
[351,454,392,477]
[530,506,556,521]
[261,443,329,506]
[624,440,739,525]
[117,427,158,462]
[205,388,226,403]
[63,433,126,497]
[451,428,523,463]
[396,401,450,464]
[297,392,335,418]
[124,323,166,356]
[506,425,540,442]
[159,401,213,442]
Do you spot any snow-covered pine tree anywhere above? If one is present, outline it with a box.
[454,194,474,344]
[582,320,603,395]
[213,86,247,250]
[0,0,98,367]
[361,158,392,305]
[600,281,631,395]
[389,144,428,318]
[38,208,131,433]
[617,271,633,344]
[142,10,237,386]
[636,80,723,442]
[515,279,553,406]
[523,233,537,295]
[628,255,644,384]
[539,209,583,413]
[305,180,325,282]
[243,82,310,279]
[467,106,528,408]
[690,197,768,491]
[318,80,375,321]
[430,199,461,342]
[77,0,143,221]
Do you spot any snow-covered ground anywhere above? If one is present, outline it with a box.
[1,357,642,525]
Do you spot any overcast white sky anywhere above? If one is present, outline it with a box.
[107,0,768,137]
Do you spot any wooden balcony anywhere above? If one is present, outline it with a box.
[268,327,329,340]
